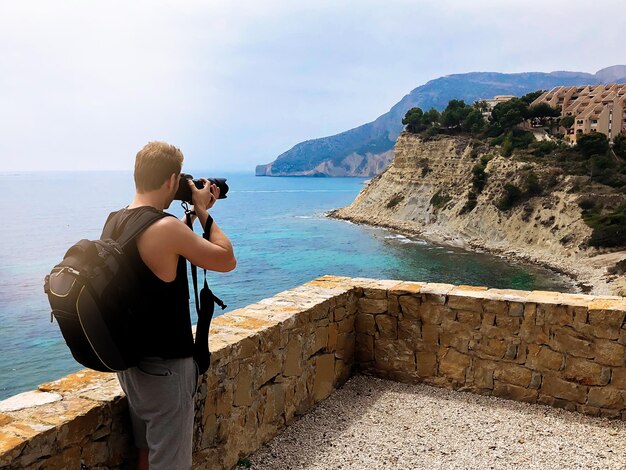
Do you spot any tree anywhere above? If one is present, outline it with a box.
[613,134,626,161]
[529,103,561,119]
[560,116,575,129]
[520,90,544,104]
[489,98,529,134]
[461,109,486,133]
[402,107,426,133]
[423,108,441,127]
[577,132,609,158]
[440,100,472,129]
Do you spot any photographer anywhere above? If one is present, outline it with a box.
[103,141,236,470]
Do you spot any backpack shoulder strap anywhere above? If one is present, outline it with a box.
[101,207,174,247]
[116,208,174,248]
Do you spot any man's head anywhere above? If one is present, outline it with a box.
[134,141,184,206]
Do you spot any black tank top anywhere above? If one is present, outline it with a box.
[102,206,194,359]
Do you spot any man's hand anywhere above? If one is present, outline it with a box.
[189,178,220,212]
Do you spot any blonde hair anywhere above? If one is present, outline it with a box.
[134,141,184,192]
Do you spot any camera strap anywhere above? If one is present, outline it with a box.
[183,203,227,375]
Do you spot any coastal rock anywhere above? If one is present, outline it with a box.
[330,132,626,296]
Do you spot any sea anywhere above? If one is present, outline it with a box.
[0,171,573,400]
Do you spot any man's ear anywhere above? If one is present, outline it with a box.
[168,173,178,189]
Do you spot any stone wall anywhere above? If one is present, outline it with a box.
[355,281,626,418]
[1,276,625,469]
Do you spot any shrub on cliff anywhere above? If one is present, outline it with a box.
[403,107,440,134]
[430,190,452,209]
[584,205,626,248]
[577,133,609,158]
[496,183,523,211]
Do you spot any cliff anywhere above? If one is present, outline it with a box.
[256,66,625,177]
[330,133,626,296]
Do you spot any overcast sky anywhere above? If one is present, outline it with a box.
[1,0,624,172]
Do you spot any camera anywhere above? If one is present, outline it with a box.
[174,173,229,203]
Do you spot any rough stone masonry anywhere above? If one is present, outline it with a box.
[0,276,625,469]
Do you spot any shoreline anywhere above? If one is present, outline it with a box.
[326,209,623,296]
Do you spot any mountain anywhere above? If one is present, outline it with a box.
[255,66,625,177]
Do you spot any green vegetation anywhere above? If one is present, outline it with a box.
[584,205,626,248]
[386,194,404,209]
[430,190,451,209]
[401,94,626,247]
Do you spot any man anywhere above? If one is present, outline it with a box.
[103,141,236,470]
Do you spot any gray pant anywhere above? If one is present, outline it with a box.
[117,356,198,470]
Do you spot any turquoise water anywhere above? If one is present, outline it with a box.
[0,171,572,400]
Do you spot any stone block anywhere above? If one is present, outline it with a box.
[327,323,339,352]
[549,327,594,358]
[540,376,587,403]
[399,295,421,318]
[338,315,355,334]
[307,325,328,357]
[493,364,532,387]
[336,332,355,363]
[81,441,108,467]
[388,295,401,316]
[440,329,472,354]
[611,368,626,388]
[233,364,253,407]
[355,313,376,335]
[457,310,481,329]
[539,304,572,327]
[390,282,424,295]
[570,306,588,324]
[447,294,484,313]
[375,339,416,371]
[563,357,610,386]
[376,315,398,339]
[537,395,577,411]
[362,288,387,300]
[313,354,335,402]
[420,303,447,324]
[333,307,347,322]
[438,348,471,383]
[472,359,496,389]
[588,301,626,328]
[481,312,496,329]
[495,315,521,333]
[416,351,437,377]
[508,302,525,317]
[35,446,80,470]
[358,298,388,314]
[483,300,508,315]
[493,382,537,403]
[421,323,439,345]
[587,387,624,409]
[284,336,303,377]
[0,431,26,466]
[576,404,600,417]
[474,337,507,359]
[593,340,625,367]
[356,333,374,362]
[398,317,421,343]
[258,352,282,386]
[526,345,564,371]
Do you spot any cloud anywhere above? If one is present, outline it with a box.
[0,0,624,171]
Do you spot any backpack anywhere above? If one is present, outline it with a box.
[44,208,170,372]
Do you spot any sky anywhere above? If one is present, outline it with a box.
[1,0,624,172]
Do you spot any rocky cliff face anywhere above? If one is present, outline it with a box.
[256,66,625,177]
[331,133,626,295]
[256,150,393,177]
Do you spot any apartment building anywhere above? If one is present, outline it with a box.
[531,84,626,142]
[477,95,516,118]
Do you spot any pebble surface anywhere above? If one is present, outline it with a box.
[248,374,626,469]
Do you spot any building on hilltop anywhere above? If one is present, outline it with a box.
[477,95,516,118]
[531,84,626,142]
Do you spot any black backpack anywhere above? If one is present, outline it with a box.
[44,209,170,372]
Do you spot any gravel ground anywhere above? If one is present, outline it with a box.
[247,374,626,469]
